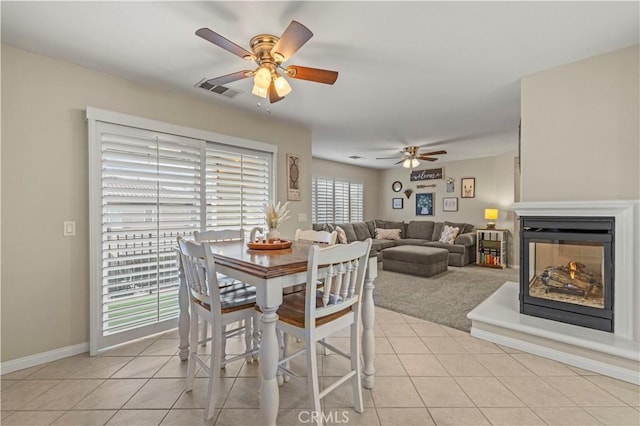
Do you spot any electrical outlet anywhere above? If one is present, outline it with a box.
[63,221,76,236]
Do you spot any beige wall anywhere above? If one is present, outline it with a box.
[1,46,312,362]
[311,158,380,221]
[378,153,518,263]
[520,44,639,201]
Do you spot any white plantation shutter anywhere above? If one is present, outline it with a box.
[99,124,201,345]
[89,110,275,353]
[205,145,270,233]
[312,176,363,223]
[349,182,364,222]
[312,176,334,223]
[334,180,350,223]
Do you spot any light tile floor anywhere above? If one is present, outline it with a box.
[2,307,639,425]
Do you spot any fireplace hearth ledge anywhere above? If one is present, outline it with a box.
[468,282,639,385]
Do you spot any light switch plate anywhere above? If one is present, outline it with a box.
[63,221,76,236]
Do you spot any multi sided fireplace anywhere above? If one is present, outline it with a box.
[520,216,614,332]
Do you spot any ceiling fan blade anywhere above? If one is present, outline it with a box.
[286,65,338,85]
[419,150,447,156]
[271,20,313,62]
[196,28,255,61]
[268,82,284,103]
[375,156,404,160]
[204,70,253,86]
[418,157,438,162]
[394,159,406,165]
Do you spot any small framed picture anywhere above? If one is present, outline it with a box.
[446,178,455,193]
[461,177,475,198]
[443,197,458,212]
[415,192,434,216]
[392,198,403,209]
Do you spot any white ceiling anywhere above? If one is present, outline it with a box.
[2,1,638,168]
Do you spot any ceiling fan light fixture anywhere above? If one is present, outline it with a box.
[274,74,292,97]
[253,66,272,89]
[252,83,268,98]
[403,158,420,168]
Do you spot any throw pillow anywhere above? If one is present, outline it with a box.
[335,226,348,244]
[438,225,460,244]
[375,228,401,240]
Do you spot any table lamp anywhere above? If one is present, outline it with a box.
[484,208,498,229]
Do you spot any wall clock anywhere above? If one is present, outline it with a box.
[392,181,403,192]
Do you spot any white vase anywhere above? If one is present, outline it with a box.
[267,228,281,241]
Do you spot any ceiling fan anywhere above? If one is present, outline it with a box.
[376,146,447,168]
[195,20,338,103]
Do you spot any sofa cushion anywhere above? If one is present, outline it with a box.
[366,220,377,238]
[335,223,358,242]
[375,228,401,240]
[395,238,431,246]
[438,225,460,244]
[352,222,372,240]
[424,241,466,254]
[445,221,474,234]
[372,239,397,251]
[406,221,435,240]
[375,220,405,238]
[335,226,348,244]
[431,222,444,241]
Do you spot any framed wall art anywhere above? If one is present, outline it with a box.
[415,192,434,216]
[410,167,443,181]
[286,153,301,201]
[446,178,455,193]
[392,198,403,209]
[461,177,475,198]
[442,197,458,212]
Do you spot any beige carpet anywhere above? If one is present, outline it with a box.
[373,264,519,331]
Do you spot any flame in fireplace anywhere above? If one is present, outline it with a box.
[569,261,577,279]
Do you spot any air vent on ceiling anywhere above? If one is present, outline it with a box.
[196,79,243,99]
[349,155,364,160]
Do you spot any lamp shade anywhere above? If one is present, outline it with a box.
[251,84,268,98]
[484,208,499,221]
[273,75,292,97]
[253,66,272,89]
[402,158,420,168]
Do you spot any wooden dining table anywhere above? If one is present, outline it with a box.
[176,239,378,425]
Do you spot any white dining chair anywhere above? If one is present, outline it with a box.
[288,228,338,355]
[294,228,338,245]
[276,239,372,423]
[194,229,244,354]
[177,236,259,420]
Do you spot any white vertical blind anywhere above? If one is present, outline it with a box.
[90,114,275,353]
[312,176,363,223]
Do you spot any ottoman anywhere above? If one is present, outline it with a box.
[382,246,449,277]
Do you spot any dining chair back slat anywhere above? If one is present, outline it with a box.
[294,229,337,245]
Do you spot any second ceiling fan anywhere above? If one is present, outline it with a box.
[376,146,447,168]
[196,20,338,103]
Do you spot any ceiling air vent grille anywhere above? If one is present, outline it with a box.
[196,79,242,98]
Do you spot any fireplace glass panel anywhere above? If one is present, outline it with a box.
[527,240,604,309]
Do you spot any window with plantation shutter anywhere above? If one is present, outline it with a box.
[312,176,363,223]
[88,108,275,354]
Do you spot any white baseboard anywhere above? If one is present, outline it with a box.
[0,342,89,375]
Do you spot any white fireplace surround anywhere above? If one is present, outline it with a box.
[469,200,640,384]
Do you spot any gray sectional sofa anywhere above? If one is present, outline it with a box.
[313,219,477,267]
